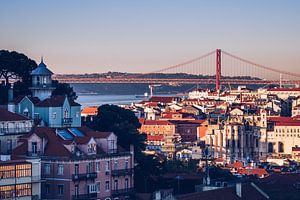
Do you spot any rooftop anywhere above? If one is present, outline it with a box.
[31,59,54,76]
[0,108,31,121]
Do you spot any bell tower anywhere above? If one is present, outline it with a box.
[30,57,55,100]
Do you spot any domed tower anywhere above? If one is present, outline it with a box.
[30,57,55,100]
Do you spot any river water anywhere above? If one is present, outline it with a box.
[76,94,148,108]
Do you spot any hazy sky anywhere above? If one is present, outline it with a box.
[0,0,299,74]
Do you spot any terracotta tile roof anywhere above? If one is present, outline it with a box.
[268,88,300,92]
[147,135,164,141]
[228,161,244,169]
[257,173,300,199]
[139,118,145,125]
[36,95,80,107]
[142,120,175,126]
[75,136,92,144]
[268,116,300,126]
[148,96,179,104]
[13,126,115,158]
[78,126,113,139]
[13,127,71,157]
[237,168,268,177]
[14,95,40,105]
[0,108,30,121]
[81,106,98,115]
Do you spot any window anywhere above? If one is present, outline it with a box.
[125,159,129,169]
[44,163,51,174]
[97,182,100,192]
[52,112,57,119]
[105,181,110,191]
[76,112,80,118]
[64,109,69,118]
[125,178,129,189]
[96,161,100,172]
[75,185,79,196]
[89,184,98,193]
[23,108,29,117]
[57,164,64,175]
[86,163,92,173]
[32,142,37,155]
[6,139,12,154]
[16,184,31,197]
[105,161,110,171]
[74,164,79,175]
[45,184,50,194]
[114,179,118,190]
[58,185,64,195]
[88,143,96,153]
[278,142,284,153]
[114,160,118,170]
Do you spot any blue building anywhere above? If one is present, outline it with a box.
[14,58,81,128]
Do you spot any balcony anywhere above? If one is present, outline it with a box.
[0,127,32,134]
[72,172,97,181]
[27,151,42,157]
[30,83,54,88]
[62,118,73,125]
[111,168,134,176]
[72,193,97,200]
[111,188,134,197]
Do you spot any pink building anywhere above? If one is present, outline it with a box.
[13,127,134,200]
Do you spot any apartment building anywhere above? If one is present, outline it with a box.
[12,127,134,200]
[0,159,41,200]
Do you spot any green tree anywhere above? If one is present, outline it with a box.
[89,104,145,150]
[51,80,77,100]
[0,50,37,86]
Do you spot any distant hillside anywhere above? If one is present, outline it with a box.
[57,72,261,80]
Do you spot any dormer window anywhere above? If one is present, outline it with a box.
[32,142,37,155]
[23,108,29,117]
[87,143,96,153]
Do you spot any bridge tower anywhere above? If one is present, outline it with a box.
[216,49,221,92]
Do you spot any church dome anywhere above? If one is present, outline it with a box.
[31,57,54,76]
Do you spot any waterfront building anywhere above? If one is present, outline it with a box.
[12,127,134,200]
[0,159,42,200]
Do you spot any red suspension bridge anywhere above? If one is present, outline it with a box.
[54,49,300,89]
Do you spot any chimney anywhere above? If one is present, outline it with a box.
[8,84,13,102]
[7,84,15,113]
[236,182,242,198]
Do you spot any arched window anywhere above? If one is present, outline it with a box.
[64,109,69,118]
[278,142,284,153]
[23,108,29,117]
[268,143,274,153]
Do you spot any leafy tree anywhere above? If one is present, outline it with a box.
[0,50,37,85]
[51,80,77,100]
[0,49,77,101]
[88,104,145,150]
[86,104,165,193]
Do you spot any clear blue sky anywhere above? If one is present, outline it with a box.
[0,0,299,74]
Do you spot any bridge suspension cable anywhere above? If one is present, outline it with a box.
[222,50,300,78]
